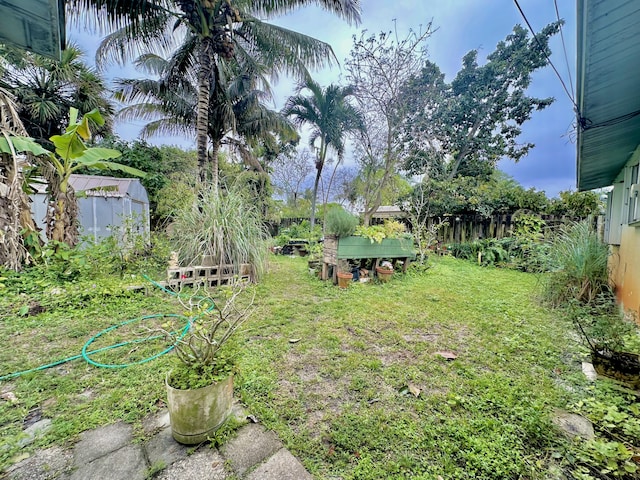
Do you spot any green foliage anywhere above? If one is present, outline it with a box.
[543,220,610,307]
[569,298,640,352]
[283,77,364,228]
[549,190,603,217]
[355,220,407,243]
[169,183,268,279]
[401,23,561,179]
[274,221,322,246]
[89,139,197,228]
[566,384,640,479]
[324,207,359,237]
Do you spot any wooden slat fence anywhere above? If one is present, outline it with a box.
[273,214,603,243]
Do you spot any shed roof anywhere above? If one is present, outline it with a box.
[0,0,65,59]
[33,174,148,201]
[576,0,640,190]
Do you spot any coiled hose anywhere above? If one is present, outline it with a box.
[0,275,215,381]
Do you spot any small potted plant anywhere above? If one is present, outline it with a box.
[336,259,353,289]
[162,284,254,444]
[375,260,394,283]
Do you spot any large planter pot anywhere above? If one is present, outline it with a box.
[591,349,640,388]
[376,267,393,283]
[337,271,352,289]
[166,373,233,444]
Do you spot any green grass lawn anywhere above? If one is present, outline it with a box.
[0,255,632,478]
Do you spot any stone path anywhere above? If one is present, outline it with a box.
[3,405,312,480]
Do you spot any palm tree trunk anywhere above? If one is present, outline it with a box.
[197,37,214,186]
[310,166,322,229]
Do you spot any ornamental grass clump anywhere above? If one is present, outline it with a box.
[169,183,268,279]
[324,207,358,238]
[543,220,610,307]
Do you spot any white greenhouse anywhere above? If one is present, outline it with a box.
[31,174,150,244]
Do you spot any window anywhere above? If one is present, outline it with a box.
[628,164,639,224]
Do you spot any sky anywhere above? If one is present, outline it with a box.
[70,0,578,198]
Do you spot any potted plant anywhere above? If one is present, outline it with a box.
[324,207,359,238]
[336,259,353,289]
[162,285,254,444]
[375,260,394,283]
[571,300,640,388]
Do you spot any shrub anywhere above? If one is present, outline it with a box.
[543,220,609,306]
[325,207,358,238]
[169,183,268,279]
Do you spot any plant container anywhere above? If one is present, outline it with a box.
[166,373,233,444]
[337,272,352,289]
[376,267,393,283]
[591,349,640,388]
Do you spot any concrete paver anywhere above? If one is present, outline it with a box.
[155,449,228,480]
[144,427,189,467]
[3,446,72,480]
[3,408,313,480]
[70,444,146,480]
[72,421,132,465]
[221,423,283,477]
[246,448,314,480]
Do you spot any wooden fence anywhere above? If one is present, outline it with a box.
[427,214,603,244]
[274,214,603,244]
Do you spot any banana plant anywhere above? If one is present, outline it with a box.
[46,108,146,246]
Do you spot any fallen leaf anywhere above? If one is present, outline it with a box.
[408,383,421,397]
[289,338,301,343]
[434,350,457,360]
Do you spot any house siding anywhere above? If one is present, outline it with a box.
[609,225,640,321]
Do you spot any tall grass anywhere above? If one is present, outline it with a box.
[543,219,610,306]
[169,183,268,279]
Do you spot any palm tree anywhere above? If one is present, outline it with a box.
[113,47,297,179]
[0,44,113,148]
[283,78,363,228]
[68,0,361,187]
[0,87,45,270]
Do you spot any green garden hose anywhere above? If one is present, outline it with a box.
[0,275,215,381]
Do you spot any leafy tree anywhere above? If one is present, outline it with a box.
[345,26,433,224]
[549,190,602,217]
[89,138,197,227]
[114,51,296,186]
[0,45,113,148]
[0,87,43,270]
[283,77,363,228]
[401,23,561,180]
[74,0,361,188]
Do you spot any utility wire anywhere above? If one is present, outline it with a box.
[512,0,579,113]
[554,0,575,100]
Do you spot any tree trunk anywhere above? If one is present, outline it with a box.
[197,37,214,186]
[310,165,322,229]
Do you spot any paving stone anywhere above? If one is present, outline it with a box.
[145,427,189,467]
[582,362,597,381]
[553,410,595,440]
[70,444,146,480]
[142,410,171,436]
[221,423,282,477]
[18,418,52,447]
[155,449,228,480]
[3,446,72,480]
[245,448,313,480]
[73,421,132,465]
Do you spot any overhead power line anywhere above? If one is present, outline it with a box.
[512,0,579,113]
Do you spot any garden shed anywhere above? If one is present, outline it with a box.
[31,174,150,244]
